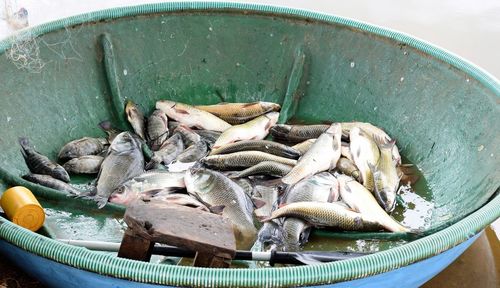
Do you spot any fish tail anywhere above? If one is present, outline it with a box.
[18,136,30,150]
[96,196,109,209]
[373,135,396,150]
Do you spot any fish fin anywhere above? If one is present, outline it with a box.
[209,205,225,215]
[241,102,258,108]
[252,197,267,209]
[174,107,190,115]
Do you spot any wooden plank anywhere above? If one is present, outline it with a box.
[123,200,236,266]
[117,229,154,261]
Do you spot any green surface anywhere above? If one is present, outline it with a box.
[0,2,498,287]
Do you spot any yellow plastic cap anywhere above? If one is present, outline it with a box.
[0,186,45,231]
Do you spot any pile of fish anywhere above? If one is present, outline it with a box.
[19,99,418,251]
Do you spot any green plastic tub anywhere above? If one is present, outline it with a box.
[0,2,498,287]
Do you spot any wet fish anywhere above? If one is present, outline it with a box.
[349,127,380,191]
[270,124,329,144]
[282,218,311,252]
[336,174,409,232]
[125,100,146,140]
[340,142,353,161]
[156,100,231,132]
[212,112,279,149]
[146,193,209,212]
[341,122,401,164]
[210,140,300,159]
[19,137,70,183]
[230,161,293,178]
[94,132,144,208]
[257,220,286,249]
[146,133,185,168]
[63,155,104,174]
[98,120,122,143]
[282,123,342,185]
[233,177,255,198]
[147,109,169,151]
[370,137,399,212]
[202,151,297,170]
[336,157,361,182]
[22,173,81,195]
[253,185,279,219]
[291,139,316,155]
[109,170,185,206]
[195,129,222,147]
[176,140,209,163]
[174,125,201,146]
[58,137,108,161]
[282,172,339,204]
[185,167,257,249]
[195,101,281,124]
[264,201,377,231]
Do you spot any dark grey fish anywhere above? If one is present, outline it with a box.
[98,120,122,142]
[58,137,108,161]
[147,109,169,151]
[93,132,144,208]
[195,130,222,147]
[173,125,201,146]
[19,137,70,183]
[175,140,209,163]
[22,173,81,195]
[146,133,185,169]
[63,155,104,174]
[336,157,361,182]
[202,151,297,170]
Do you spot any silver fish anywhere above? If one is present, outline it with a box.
[94,132,144,208]
[230,161,293,178]
[282,172,339,204]
[336,174,409,232]
[109,170,185,206]
[282,123,341,185]
[349,126,380,191]
[185,167,257,249]
[370,137,399,212]
[146,133,185,168]
[202,151,297,170]
[210,140,300,159]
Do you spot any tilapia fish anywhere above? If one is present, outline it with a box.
[282,123,341,185]
[202,151,297,170]
[265,201,378,231]
[58,137,108,161]
[185,167,257,249]
[231,161,293,178]
[349,127,380,191]
[146,133,184,168]
[109,170,185,206]
[210,140,300,159]
[94,132,144,208]
[63,155,104,174]
[125,100,146,140]
[336,174,409,232]
[19,137,70,183]
[22,173,81,195]
[195,101,281,124]
[174,125,201,146]
[156,100,231,132]
[147,109,169,151]
[271,124,329,144]
[212,112,279,149]
[370,137,399,212]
